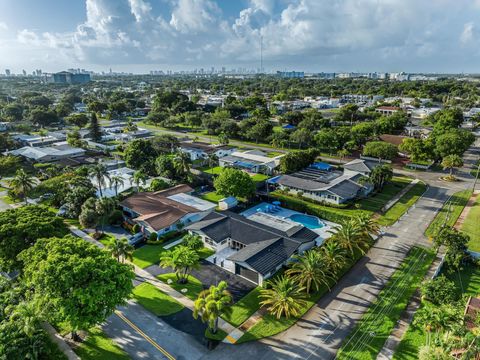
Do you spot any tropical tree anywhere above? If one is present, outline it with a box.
[213,167,256,199]
[183,233,204,250]
[328,220,369,257]
[109,175,125,197]
[206,153,219,171]
[8,169,35,204]
[108,237,134,263]
[368,164,393,190]
[159,245,200,284]
[441,154,463,180]
[319,240,348,276]
[89,163,109,197]
[259,275,306,319]
[131,170,147,192]
[173,151,191,181]
[286,250,331,293]
[353,215,380,242]
[193,281,232,335]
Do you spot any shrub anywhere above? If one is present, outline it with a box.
[149,232,158,242]
[132,224,140,234]
[149,178,170,191]
[420,276,459,305]
[109,210,124,225]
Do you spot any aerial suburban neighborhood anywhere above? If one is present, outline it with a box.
[2,1,480,360]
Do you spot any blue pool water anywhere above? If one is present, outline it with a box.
[289,214,324,229]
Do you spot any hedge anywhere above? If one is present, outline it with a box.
[270,191,367,223]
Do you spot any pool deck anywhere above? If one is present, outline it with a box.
[241,202,336,245]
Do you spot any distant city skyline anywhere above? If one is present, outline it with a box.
[1,0,480,74]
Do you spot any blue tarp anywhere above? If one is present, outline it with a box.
[266,175,281,184]
[309,162,332,171]
[282,124,296,129]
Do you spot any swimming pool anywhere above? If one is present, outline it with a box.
[288,214,324,229]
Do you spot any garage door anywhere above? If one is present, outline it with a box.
[235,264,259,284]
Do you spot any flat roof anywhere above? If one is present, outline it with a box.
[167,193,217,212]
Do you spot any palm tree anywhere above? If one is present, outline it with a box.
[108,237,134,263]
[10,300,40,338]
[259,275,306,319]
[159,245,200,284]
[193,281,232,334]
[353,215,380,242]
[286,250,331,293]
[328,220,369,257]
[173,151,191,180]
[9,169,35,204]
[320,240,348,276]
[109,175,125,197]
[441,154,463,180]
[89,163,109,197]
[131,171,147,192]
[206,153,218,173]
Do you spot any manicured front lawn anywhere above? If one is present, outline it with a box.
[199,191,224,203]
[461,195,480,252]
[377,182,427,226]
[97,233,116,247]
[393,263,480,360]
[266,151,283,158]
[132,244,168,269]
[157,273,204,301]
[75,327,129,360]
[197,247,215,259]
[205,328,228,341]
[200,166,223,175]
[222,287,263,327]
[357,177,412,213]
[336,247,435,360]
[250,173,269,183]
[425,189,472,239]
[132,282,184,316]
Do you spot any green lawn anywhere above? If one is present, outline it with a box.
[357,177,412,213]
[425,189,472,239]
[266,151,283,158]
[393,263,480,360]
[205,328,228,341]
[75,327,129,360]
[251,173,270,183]
[377,182,427,226]
[222,287,263,327]
[1,194,17,204]
[132,282,184,316]
[132,244,168,268]
[64,218,81,228]
[199,191,224,203]
[97,233,116,247]
[157,273,204,301]
[197,247,215,259]
[461,195,480,252]
[200,166,223,175]
[336,247,435,360]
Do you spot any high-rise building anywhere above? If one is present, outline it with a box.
[5,69,10,76]
[45,71,91,84]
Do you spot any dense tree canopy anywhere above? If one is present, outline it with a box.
[214,168,256,199]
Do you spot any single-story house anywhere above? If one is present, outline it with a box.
[12,132,67,147]
[219,150,282,175]
[186,211,318,285]
[274,160,375,205]
[7,144,85,163]
[179,141,236,162]
[375,106,400,116]
[120,184,216,238]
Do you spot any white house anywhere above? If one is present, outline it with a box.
[219,150,283,175]
[179,141,236,162]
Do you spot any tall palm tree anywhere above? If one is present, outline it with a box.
[193,281,232,334]
[320,240,348,276]
[9,169,35,204]
[109,175,125,197]
[108,237,134,263]
[131,171,147,192]
[89,163,109,197]
[328,220,368,257]
[286,250,331,293]
[160,245,200,284]
[259,275,306,319]
[206,153,218,172]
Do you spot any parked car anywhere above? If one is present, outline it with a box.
[127,232,144,246]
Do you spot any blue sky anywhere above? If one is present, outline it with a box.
[0,0,480,74]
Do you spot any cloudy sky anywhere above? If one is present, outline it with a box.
[0,0,479,74]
